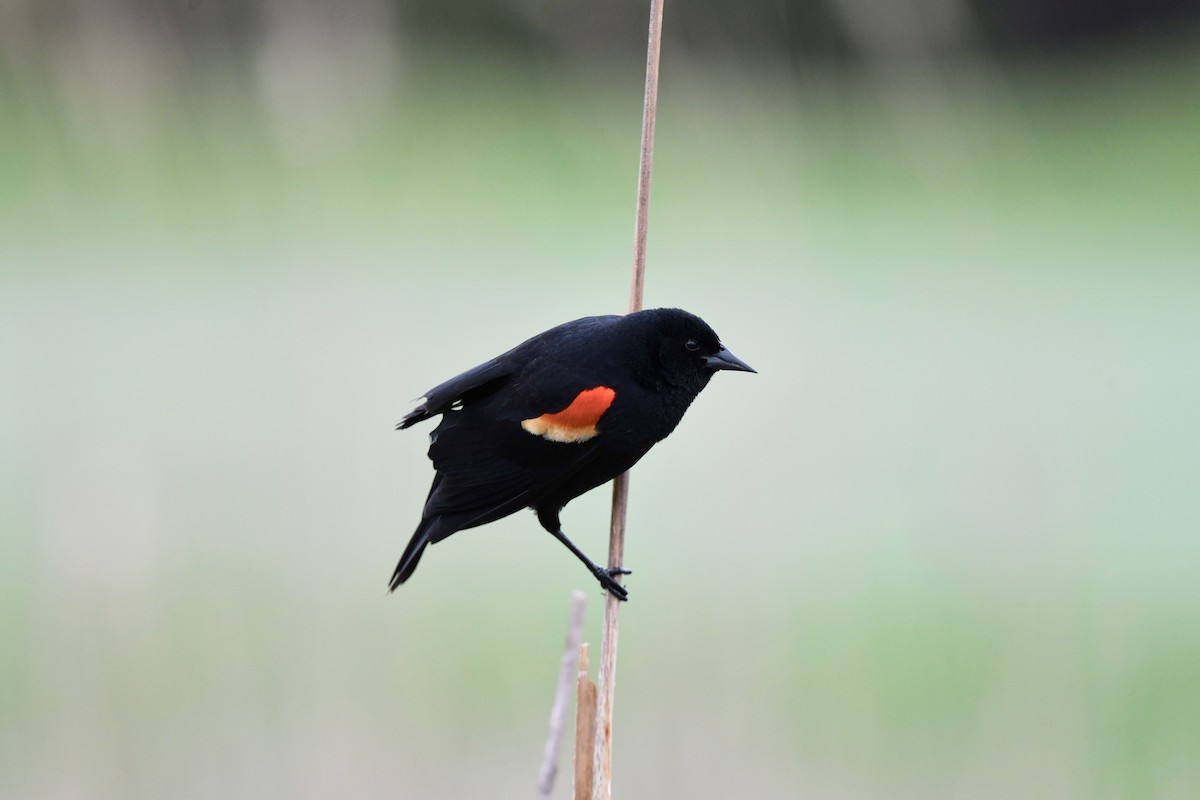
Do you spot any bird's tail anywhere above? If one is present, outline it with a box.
[389,518,434,592]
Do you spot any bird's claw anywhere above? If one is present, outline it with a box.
[594,566,632,601]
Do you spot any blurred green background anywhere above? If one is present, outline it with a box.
[3,1,1200,798]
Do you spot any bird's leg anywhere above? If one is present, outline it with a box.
[543,524,631,601]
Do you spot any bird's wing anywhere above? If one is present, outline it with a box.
[397,357,511,430]
[400,314,625,535]
[421,405,604,535]
[398,314,622,430]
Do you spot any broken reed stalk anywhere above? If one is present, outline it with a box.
[538,592,588,800]
[591,1,665,798]
[573,644,597,800]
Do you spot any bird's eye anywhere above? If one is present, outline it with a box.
[684,339,700,351]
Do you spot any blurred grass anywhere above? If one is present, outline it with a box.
[3,41,1200,799]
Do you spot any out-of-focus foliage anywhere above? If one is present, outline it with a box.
[5,0,1199,63]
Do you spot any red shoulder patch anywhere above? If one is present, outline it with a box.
[541,386,616,428]
[521,386,616,443]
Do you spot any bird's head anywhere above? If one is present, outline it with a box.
[628,308,755,391]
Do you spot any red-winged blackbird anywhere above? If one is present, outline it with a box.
[390,308,754,600]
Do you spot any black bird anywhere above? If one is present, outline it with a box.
[390,307,754,600]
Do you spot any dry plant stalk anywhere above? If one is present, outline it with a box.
[574,644,597,800]
[538,592,588,800]
[591,1,666,797]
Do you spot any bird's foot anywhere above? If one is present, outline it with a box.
[593,566,632,601]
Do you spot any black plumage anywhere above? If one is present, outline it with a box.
[391,307,754,600]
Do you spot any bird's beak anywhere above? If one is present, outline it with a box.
[704,345,756,373]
